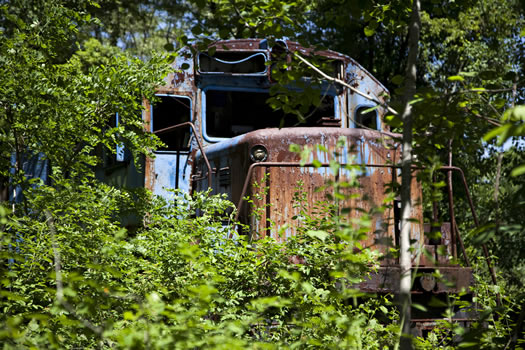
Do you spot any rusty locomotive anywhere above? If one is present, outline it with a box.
[105,39,474,334]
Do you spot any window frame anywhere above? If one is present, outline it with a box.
[201,86,339,143]
[197,51,269,76]
[352,104,382,131]
[150,94,193,154]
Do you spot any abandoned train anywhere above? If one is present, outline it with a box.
[102,39,474,334]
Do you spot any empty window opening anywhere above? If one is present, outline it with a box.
[205,90,335,139]
[152,96,191,151]
[198,52,267,74]
[355,106,378,130]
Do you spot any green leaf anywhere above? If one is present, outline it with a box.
[503,105,525,121]
[459,71,477,77]
[483,124,510,142]
[503,71,517,81]
[447,75,464,81]
[306,230,329,241]
[391,75,404,85]
[469,223,496,245]
[364,27,375,37]
[123,311,137,321]
[312,159,322,168]
[458,342,479,348]
[479,70,497,80]
[511,164,525,177]
[412,303,428,312]
[385,114,402,127]
[289,144,301,153]
[362,105,380,114]
[408,97,424,105]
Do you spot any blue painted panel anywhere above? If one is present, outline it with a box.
[152,153,191,199]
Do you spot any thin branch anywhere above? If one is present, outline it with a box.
[292,51,399,116]
[478,94,503,119]
[512,74,518,108]
[229,1,253,29]
[464,88,514,93]
[463,107,502,126]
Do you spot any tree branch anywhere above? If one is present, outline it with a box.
[463,107,502,126]
[397,1,421,349]
[292,51,399,116]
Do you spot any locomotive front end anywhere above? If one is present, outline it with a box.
[145,38,474,336]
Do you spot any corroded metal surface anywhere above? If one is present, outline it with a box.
[422,223,452,266]
[193,127,424,263]
[142,100,155,193]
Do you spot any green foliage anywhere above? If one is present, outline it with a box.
[0,182,400,348]
[186,0,314,42]
[0,0,171,207]
[455,147,525,288]
[1,87,401,348]
[1,0,524,348]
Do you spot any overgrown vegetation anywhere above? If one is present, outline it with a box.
[0,149,399,348]
[1,0,524,348]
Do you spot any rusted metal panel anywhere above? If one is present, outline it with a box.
[143,46,198,196]
[193,127,424,264]
[165,48,195,92]
[143,99,155,193]
[250,128,396,245]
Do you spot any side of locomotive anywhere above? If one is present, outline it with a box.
[136,39,473,334]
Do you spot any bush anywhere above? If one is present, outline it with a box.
[0,174,402,349]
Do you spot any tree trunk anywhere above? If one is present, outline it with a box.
[399,0,420,349]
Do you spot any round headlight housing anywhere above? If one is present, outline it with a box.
[419,273,436,292]
[250,145,268,162]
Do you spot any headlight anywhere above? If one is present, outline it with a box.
[419,273,436,292]
[250,145,268,162]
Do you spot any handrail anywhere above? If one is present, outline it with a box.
[439,166,500,306]
[235,162,395,221]
[234,162,493,285]
[233,161,500,308]
[154,122,213,189]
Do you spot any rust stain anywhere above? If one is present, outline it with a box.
[173,71,186,86]
[142,99,155,192]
